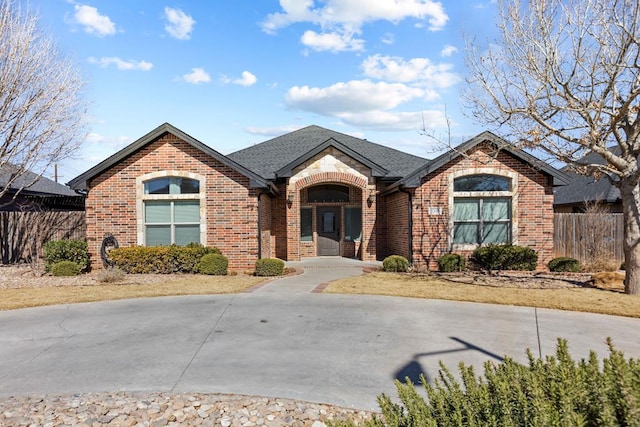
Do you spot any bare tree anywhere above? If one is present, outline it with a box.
[0,0,87,205]
[464,0,640,294]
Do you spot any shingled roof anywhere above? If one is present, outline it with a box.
[0,165,78,197]
[227,125,427,180]
[553,150,620,206]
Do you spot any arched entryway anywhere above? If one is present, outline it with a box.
[290,172,373,261]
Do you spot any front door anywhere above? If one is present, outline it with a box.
[317,206,341,256]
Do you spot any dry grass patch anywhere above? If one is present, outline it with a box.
[0,275,267,311]
[325,271,640,318]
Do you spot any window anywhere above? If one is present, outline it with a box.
[141,175,203,246]
[300,207,313,241]
[345,207,362,241]
[307,184,349,203]
[453,174,512,246]
[453,198,510,244]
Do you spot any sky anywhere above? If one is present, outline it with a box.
[22,0,500,184]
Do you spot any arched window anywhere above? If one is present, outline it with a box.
[307,184,350,203]
[453,174,512,246]
[140,175,203,246]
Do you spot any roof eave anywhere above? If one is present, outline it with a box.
[274,138,389,178]
[68,123,271,191]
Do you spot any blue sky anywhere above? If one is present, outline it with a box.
[24,0,499,183]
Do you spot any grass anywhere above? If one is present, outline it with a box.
[325,271,640,318]
[0,275,267,311]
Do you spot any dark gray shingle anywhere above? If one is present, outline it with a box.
[227,125,427,180]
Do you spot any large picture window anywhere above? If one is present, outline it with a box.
[141,175,203,246]
[452,174,513,246]
[453,198,510,245]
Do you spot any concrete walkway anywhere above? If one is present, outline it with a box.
[0,258,638,411]
[254,257,381,294]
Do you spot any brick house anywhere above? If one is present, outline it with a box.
[68,123,568,270]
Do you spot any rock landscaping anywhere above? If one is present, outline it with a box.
[0,392,372,426]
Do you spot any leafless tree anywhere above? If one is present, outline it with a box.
[464,0,640,294]
[0,0,87,205]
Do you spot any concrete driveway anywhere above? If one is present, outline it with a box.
[0,258,639,410]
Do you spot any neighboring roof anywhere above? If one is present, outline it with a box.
[0,164,78,197]
[68,123,271,191]
[227,125,427,180]
[387,131,570,191]
[553,150,620,206]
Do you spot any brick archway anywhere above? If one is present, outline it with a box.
[294,172,368,191]
[286,171,375,262]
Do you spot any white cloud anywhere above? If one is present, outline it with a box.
[264,0,448,32]
[221,71,258,87]
[72,4,116,37]
[235,71,258,87]
[164,7,195,40]
[85,133,132,150]
[88,57,153,71]
[285,80,425,116]
[262,0,448,52]
[337,110,448,130]
[245,125,305,137]
[361,54,459,89]
[301,30,365,52]
[182,68,211,84]
[381,32,395,45]
[440,44,458,57]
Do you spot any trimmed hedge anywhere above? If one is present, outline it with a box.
[197,253,228,275]
[383,255,409,272]
[548,257,581,273]
[51,260,81,276]
[255,258,285,276]
[470,244,538,271]
[438,254,466,272]
[332,339,640,427]
[44,239,90,272]
[109,244,221,274]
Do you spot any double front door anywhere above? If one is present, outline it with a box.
[317,206,340,256]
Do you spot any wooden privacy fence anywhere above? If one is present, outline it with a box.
[554,213,624,264]
[0,211,86,264]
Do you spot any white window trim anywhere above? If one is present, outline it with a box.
[136,171,207,246]
[449,169,518,251]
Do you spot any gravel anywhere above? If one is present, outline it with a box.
[0,392,373,426]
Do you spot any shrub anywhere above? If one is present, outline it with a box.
[437,254,466,272]
[96,267,126,283]
[44,239,90,272]
[255,258,285,276]
[108,244,221,274]
[470,244,537,271]
[548,257,580,273]
[383,255,409,272]
[197,253,228,275]
[50,260,80,276]
[582,257,621,273]
[333,339,640,427]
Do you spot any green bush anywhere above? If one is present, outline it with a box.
[197,253,228,275]
[50,260,80,276]
[383,255,409,272]
[255,258,285,276]
[44,239,90,272]
[470,244,538,271]
[109,244,221,274]
[333,339,640,427]
[548,257,581,272]
[437,254,466,272]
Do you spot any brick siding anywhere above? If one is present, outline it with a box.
[85,132,259,270]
